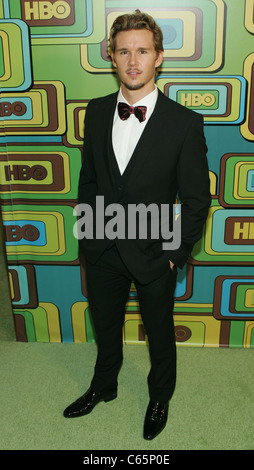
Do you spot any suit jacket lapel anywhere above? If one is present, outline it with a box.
[104,92,119,188]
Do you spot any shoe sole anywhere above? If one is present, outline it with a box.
[143,421,167,440]
[104,392,117,403]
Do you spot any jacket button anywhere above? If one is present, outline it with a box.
[118,186,123,191]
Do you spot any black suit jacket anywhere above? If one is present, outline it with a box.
[78,89,211,283]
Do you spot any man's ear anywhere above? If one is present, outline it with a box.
[111,53,117,68]
[155,50,164,68]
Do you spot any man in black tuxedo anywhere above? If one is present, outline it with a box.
[64,10,211,440]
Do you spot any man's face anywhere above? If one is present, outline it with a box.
[111,29,163,100]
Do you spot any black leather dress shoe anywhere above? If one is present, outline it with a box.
[143,400,169,440]
[63,387,117,418]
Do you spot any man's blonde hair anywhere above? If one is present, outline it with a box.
[109,9,164,55]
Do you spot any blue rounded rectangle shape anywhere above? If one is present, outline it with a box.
[0,96,33,120]
[4,219,46,246]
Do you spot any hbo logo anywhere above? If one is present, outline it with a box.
[24,1,71,20]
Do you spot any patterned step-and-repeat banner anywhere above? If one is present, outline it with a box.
[0,0,254,348]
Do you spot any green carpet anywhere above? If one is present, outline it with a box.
[0,215,254,450]
[0,342,254,450]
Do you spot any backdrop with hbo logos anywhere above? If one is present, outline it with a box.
[0,0,253,348]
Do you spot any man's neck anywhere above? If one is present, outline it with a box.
[120,83,156,105]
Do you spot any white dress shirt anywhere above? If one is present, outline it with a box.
[112,85,158,175]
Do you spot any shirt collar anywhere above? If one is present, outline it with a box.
[117,85,158,110]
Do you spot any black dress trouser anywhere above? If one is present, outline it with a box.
[85,244,177,404]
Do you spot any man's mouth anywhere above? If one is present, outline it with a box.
[127,70,141,77]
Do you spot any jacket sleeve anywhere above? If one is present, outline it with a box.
[78,100,98,206]
[166,114,211,268]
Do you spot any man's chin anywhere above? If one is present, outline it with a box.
[123,81,145,91]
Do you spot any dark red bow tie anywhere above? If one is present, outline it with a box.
[118,102,147,123]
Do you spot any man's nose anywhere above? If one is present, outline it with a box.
[128,52,138,65]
